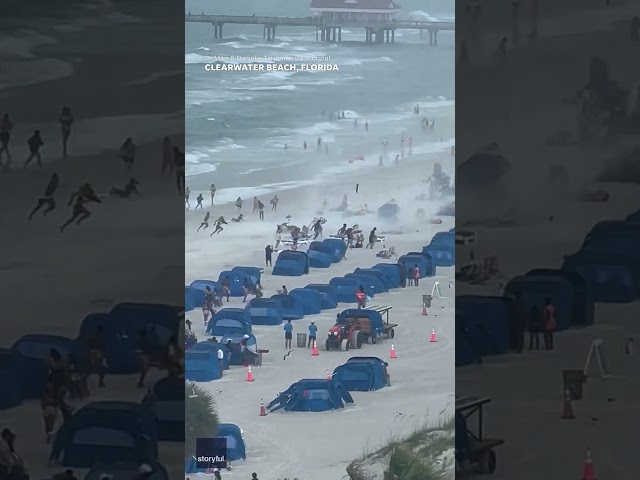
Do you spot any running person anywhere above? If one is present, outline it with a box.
[185,187,191,209]
[60,195,94,233]
[59,106,73,158]
[0,113,13,168]
[195,193,204,209]
[28,173,59,220]
[119,137,136,170]
[24,130,44,168]
[197,212,210,231]
[210,183,216,204]
[210,220,224,236]
[68,183,101,205]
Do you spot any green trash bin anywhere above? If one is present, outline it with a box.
[562,369,586,400]
[297,333,307,348]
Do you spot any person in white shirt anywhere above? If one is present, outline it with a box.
[217,347,225,374]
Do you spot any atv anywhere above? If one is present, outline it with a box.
[325,322,365,351]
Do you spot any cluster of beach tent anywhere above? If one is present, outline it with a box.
[0,303,182,479]
[184,423,247,474]
[456,214,640,367]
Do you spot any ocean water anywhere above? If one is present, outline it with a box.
[185,0,455,192]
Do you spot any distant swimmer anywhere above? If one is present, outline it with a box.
[210,183,216,204]
[378,155,383,167]
[28,173,59,220]
[353,118,359,131]
[197,212,210,231]
[110,178,141,198]
[408,137,412,155]
[210,220,224,235]
[162,136,174,175]
[317,137,322,151]
[364,121,369,131]
[394,154,400,166]
[195,193,204,209]
[355,184,359,194]
[24,130,44,168]
[119,137,136,170]
[325,143,328,154]
[284,144,288,149]
[59,106,74,158]
[451,145,455,156]
[68,183,101,206]
[231,214,244,223]
[270,194,279,211]
[303,141,307,150]
[235,196,243,212]
[185,187,191,209]
[60,195,93,233]
[0,113,14,168]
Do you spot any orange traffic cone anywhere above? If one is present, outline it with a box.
[259,399,267,416]
[246,365,254,382]
[581,449,596,480]
[561,389,575,419]
[326,369,331,380]
[430,329,437,342]
[390,344,397,359]
[312,341,319,356]
[422,303,428,316]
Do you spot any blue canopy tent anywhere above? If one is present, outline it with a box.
[111,303,181,349]
[289,288,323,315]
[190,279,221,294]
[504,276,574,331]
[526,269,595,326]
[307,249,334,268]
[12,334,88,398]
[328,277,361,303]
[217,271,245,297]
[562,249,640,303]
[309,241,341,263]
[430,232,455,249]
[422,244,455,268]
[189,342,229,370]
[321,238,348,261]
[50,401,158,468]
[85,462,169,480]
[185,349,221,382]
[456,296,511,355]
[372,263,401,288]
[184,423,247,473]
[345,272,386,294]
[206,308,252,336]
[455,325,482,367]
[219,334,258,366]
[142,377,184,442]
[354,268,395,290]
[231,266,262,285]
[270,294,305,320]
[78,312,142,375]
[267,378,354,412]
[0,349,24,410]
[305,284,339,308]
[332,357,388,391]
[246,298,283,325]
[377,202,400,219]
[185,286,203,312]
[398,254,434,278]
[272,251,310,276]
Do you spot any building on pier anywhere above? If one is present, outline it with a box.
[310,0,401,24]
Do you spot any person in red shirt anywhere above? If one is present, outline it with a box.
[413,264,421,286]
[543,297,556,350]
[355,287,366,309]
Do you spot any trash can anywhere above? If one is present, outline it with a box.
[562,369,586,400]
[422,294,433,308]
[297,333,307,348]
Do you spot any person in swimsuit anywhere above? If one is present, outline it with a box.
[0,113,13,168]
[210,183,216,204]
[59,106,73,158]
[195,193,204,209]
[210,220,224,235]
[185,187,191,209]
[119,137,136,170]
[60,195,96,233]
[28,173,59,220]
[197,211,210,231]
[68,183,101,205]
[24,130,44,168]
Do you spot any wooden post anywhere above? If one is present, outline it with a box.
[264,25,267,39]
[391,29,395,42]
[316,26,319,41]
[272,26,276,41]
[433,30,438,46]
[219,23,223,39]
[420,29,423,39]
[338,27,342,42]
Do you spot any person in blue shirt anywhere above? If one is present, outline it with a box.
[308,321,318,348]
[283,319,293,349]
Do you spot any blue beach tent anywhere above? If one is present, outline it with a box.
[289,288,323,315]
[305,284,339,308]
[142,377,184,442]
[190,279,221,294]
[504,276,574,331]
[373,263,401,288]
[378,202,400,218]
[455,325,482,367]
[398,254,433,278]
[321,238,348,260]
[85,462,169,480]
[217,271,245,297]
[246,298,283,325]
[219,334,258,366]
[189,342,229,370]
[332,357,388,391]
[431,231,455,249]
[354,268,395,290]
[345,272,387,294]
[0,349,24,410]
[206,308,252,336]
[111,303,181,347]
[456,296,511,355]
[78,312,141,375]
[329,277,361,303]
[422,244,455,267]
[185,286,201,312]
[185,349,221,382]
[526,269,595,326]
[270,294,305,320]
[217,423,247,461]
[12,334,88,398]
[563,249,640,303]
[272,250,310,276]
[50,401,158,468]
[267,378,354,413]
[307,248,334,268]
[231,266,262,284]
[309,241,340,263]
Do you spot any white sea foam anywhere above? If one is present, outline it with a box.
[232,85,296,92]
[292,122,342,136]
